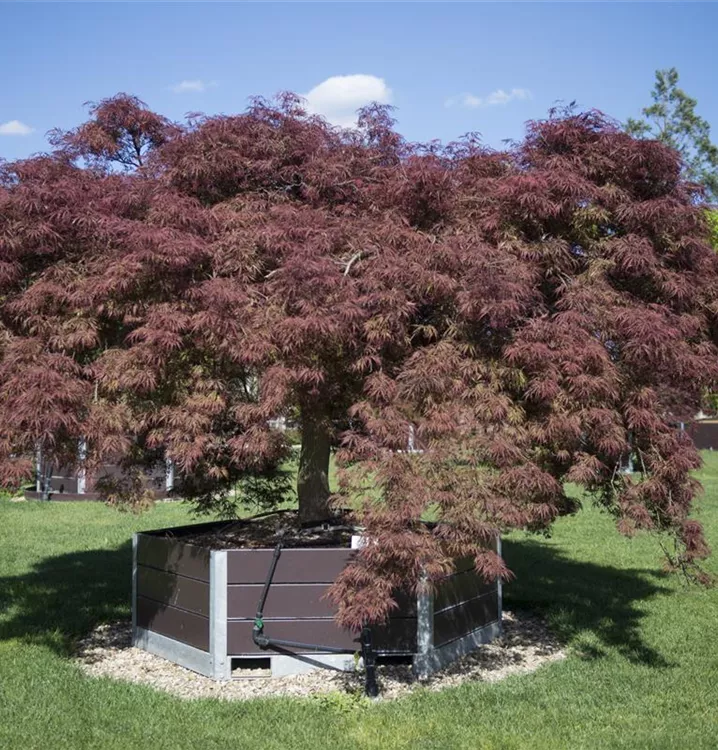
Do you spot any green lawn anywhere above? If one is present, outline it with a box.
[1,458,718,750]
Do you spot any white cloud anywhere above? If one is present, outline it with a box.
[0,119,34,136]
[460,94,483,109]
[170,79,218,94]
[303,74,393,127]
[445,88,532,109]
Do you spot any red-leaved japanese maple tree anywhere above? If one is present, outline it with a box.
[1,93,717,629]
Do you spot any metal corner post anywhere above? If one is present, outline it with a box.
[131,533,138,645]
[413,574,434,679]
[497,535,504,635]
[210,549,230,680]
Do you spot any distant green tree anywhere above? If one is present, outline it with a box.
[700,210,718,415]
[627,68,718,202]
[708,209,718,249]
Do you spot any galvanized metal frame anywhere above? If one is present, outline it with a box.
[131,534,138,638]
[412,619,502,677]
[209,550,230,680]
[496,536,504,635]
[413,535,503,679]
[132,530,504,680]
[132,532,214,676]
[413,576,435,680]
[134,626,214,677]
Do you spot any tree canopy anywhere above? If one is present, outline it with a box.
[2,93,717,629]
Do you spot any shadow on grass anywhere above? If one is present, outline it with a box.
[503,537,672,667]
[0,542,133,655]
[0,536,671,668]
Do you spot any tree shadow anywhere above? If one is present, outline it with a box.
[0,535,672,669]
[503,537,672,667]
[0,542,133,655]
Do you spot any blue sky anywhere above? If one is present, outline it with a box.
[1,2,717,160]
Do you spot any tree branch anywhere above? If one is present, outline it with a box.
[343,251,365,276]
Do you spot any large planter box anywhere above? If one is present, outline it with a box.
[25,457,172,501]
[688,419,718,450]
[132,521,502,679]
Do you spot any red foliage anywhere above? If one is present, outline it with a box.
[48,93,177,170]
[2,98,717,629]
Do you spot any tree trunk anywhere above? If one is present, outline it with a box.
[297,414,332,525]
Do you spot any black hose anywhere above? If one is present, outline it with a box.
[251,539,380,696]
[255,542,283,622]
[253,636,351,654]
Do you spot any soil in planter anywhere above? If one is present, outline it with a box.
[176,509,356,549]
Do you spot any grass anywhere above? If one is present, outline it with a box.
[1,459,718,749]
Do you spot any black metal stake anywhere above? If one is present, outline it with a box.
[360,626,379,698]
[41,461,53,502]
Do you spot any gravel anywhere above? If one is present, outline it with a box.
[74,610,564,702]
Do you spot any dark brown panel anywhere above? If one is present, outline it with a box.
[688,421,718,450]
[89,462,167,494]
[24,490,89,502]
[227,548,355,584]
[390,588,416,616]
[24,489,169,502]
[137,565,210,616]
[136,595,210,651]
[227,617,416,655]
[137,534,210,582]
[451,556,475,575]
[433,592,499,647]
[228,583,416,619]
[228,583,335,619]
[448,543,499,576]
[434,570,497,614]
[50,476,79,493]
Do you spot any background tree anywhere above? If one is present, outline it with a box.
[627,67,718,201]
[2,97,717,630]
[708,210,718,249]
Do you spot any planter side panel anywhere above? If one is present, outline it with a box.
[432,554,500,649]
[137,566,209,616]
[135,533,211,652]
[24,489,169,501]
[136,597,210,651]
[227,547,416,655]
[228,583,335,619]
[433,590,499,647]
[227,582,415,620]
[227,548,354,584]
[434,568,496,612]
[137,534,210,581]
[688,420,718,450]
[227,617,417,654]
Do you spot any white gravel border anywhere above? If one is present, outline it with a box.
[74,610,564,701]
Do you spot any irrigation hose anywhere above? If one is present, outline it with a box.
[251,541,380,696]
